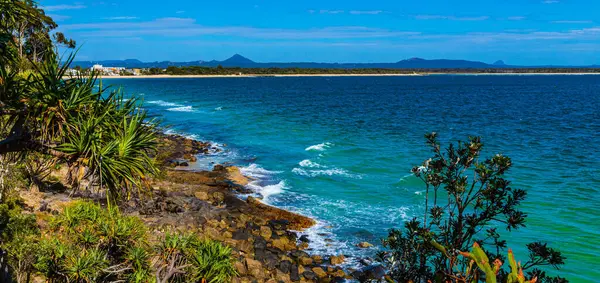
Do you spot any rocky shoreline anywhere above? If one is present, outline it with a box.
[19,133,386,282]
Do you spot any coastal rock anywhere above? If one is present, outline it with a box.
[235,261,247,275]
[299,235,310,243]
[298,256,313,265]
[246,197,316,231]
[290,250,310,260]
[277,260,292,273]
[226,166,251,186]
[290,265,300,281]
[232,229,250,241]
[194,191,209,201]
[357,241,374,248]
[312,267,328,279]
[352,264,386,281]
[271,236,295,251]
[329,255,346,265]
[298,242,309,250]
[302,270,317,280]
[245,258,265,279]
[332,269,346,277]
[276,270,292,283]
[311,255,323,264]
[260,226,272,240]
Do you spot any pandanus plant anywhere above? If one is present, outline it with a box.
[431,241,538,283]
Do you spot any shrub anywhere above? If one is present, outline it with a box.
[154,233,237,283]
[380,133,567,283]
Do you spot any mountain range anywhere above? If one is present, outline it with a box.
[71,54,599,69]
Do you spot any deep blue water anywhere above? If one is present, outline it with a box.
[106,75,599,282]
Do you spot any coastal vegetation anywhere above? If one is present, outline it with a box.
[379,133,567,283]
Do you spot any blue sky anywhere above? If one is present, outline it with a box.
[41,0,600,65]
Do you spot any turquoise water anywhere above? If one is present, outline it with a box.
[107,76,599,282]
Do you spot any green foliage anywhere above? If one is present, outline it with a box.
[1,1,158,203]
[1,50,159,202]
[154,233,237,283]
[37,201,150,282]
[0,201,236,282]
[380,134,567,283]
[0,199,41,283]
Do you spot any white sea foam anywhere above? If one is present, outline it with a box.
[239,163,282,179]
[299,159,323,168]
[164,129,199,140]
[305,142,332,151]
[292,167,362,179]
[167,106,194,112]
[214,106,223,111]
[246,180,286,203]
[147,100,182,107]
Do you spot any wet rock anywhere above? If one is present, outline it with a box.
[330,255,346,265]
[268,219,290,230]
[360,258,373,266]
[332,269,346,278]
[290,250,310,260]
[290,265,300,281]
[299,235,310,243]
[303,270,317,280]
[278,260,292,273]
[312,267,328,279]
[298,242,309,250]
[179,162,189,167]
[357,241,374,248]
[353,265,386,281]
[311,255,323,264]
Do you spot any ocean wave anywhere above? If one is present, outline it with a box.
[299,159,324,168]
[147,100,183,107]
[239,163,282,179]
[292,167,362,179]
[214,106,223,111]
[246,180,286,203]
[163,129,199,140]
[167,106,194,112]
[305,142,332,152]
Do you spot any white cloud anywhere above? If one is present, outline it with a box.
[48,14,71,21]
[103,16,139,20]
[552,20,592,24]
[320,10,344,14]
[43,4,86,11]
[508,16,526,21]
[60,18,419,39]
[415,15,489,21]
[349,10,384,15]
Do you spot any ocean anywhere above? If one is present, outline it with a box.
[106,75,599,282]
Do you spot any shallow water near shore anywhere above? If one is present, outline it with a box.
[105,75,600,282]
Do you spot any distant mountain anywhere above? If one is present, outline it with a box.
[69,55,600,69]
[493,60,507,66]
